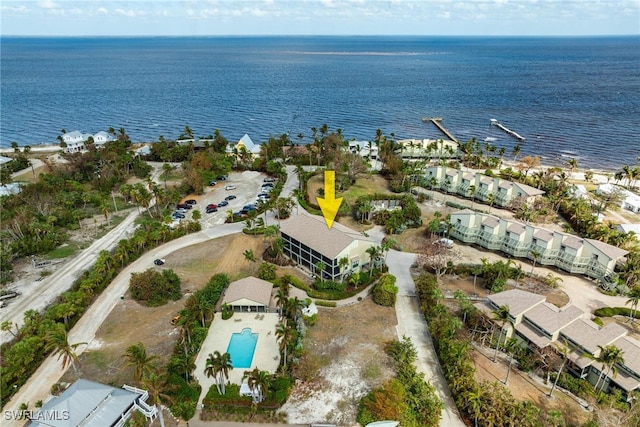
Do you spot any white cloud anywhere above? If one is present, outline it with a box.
[115,8,136,17]
[97,7,108,15]
[1,5,29,13]
[38,0,59,9]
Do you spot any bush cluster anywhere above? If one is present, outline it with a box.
[372,273,398,307]
[129,269,182,306]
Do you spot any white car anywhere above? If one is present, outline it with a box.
[434,238,454,249]
[225,185,236,191]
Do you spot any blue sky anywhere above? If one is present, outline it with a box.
[1,0,639,36]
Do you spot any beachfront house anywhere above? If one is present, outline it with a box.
[597,183,640,214]
[424,166,544,207]
[61,130,114,152]
[450,210,628,284]
[348,140,378,159]
[475,289,640,399]
[280,213,377,281]
[28,379,157,427]
[397,138,459,160]
[234,134,262,158]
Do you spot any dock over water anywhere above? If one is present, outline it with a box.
[490,119,525,141]
[422,117,458,142]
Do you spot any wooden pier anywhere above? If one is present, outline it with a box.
[422,117,458,142]
[490,119,525,141]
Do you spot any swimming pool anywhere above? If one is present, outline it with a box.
[226,328,258,369]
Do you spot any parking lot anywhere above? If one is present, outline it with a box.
[178,170,271,227]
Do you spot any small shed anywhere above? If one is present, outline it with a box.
[221,276,273,313]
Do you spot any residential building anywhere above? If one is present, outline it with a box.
[220,276,274,313]
[280,213,377,281]
[450,209,628,283]
[348,140,378,159]
[424,166,544,207]
[61,130,114,153]
[235,134,262,157]
[475,289,640,398]
[397,138,459,159]
[597,183,640,214]
[28,379,157,427]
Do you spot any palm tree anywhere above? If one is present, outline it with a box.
[242,368,273,404]
[626,286,640,322]
[205,351,233,395]
[530,249,541,274]
[122,342,158,383]
[365,245,381,276]
[503,338,519,384]
[275,321,295,368]
[593,344,624,393]
[45,325,87,375]
[462,385,485,427]
[243,249,256,263]
[468,184,477,209]
[142,370,172,427]
[566,157,578,178]
[512,144,522,162]
[338,256,350,283]
[492,305,511,363]
[315,261,327,282]
[548,341,570,397]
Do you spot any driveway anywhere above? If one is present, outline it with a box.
[386,250,466,427]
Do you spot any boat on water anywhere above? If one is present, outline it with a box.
[365,422,400,427]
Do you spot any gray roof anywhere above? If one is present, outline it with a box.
[612,336,640,377]
[280,213,373,259]
[523,303,584,334]
[222,276,273,307]
[559,319,627,354]
[480,176,493,185]
[533,229,554,242]
[31,379,141,427]
[486,289,546,318]
[481,216,500,228]
[445,168,458,177]
[0,155,13,165]
[498,181,513,190]
[513,181,545,197]
[560,234,583,250]
[507,222,526,235]
[585,238,628,260]
[515,322,552,348]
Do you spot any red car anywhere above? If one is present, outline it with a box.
[207,203,217,209]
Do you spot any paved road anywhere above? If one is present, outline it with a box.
[386,249,466,427]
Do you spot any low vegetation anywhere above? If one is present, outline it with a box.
[129,269,182,306]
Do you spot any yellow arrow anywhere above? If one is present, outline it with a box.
[316,170,343,229]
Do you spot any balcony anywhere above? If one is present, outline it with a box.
[452,225,478,243]
[478,232,503,250]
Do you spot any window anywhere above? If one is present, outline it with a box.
[532,238,538,246]
[591,254,599,261]
[560,245,566,252]
[352,260,359,268]
[456,219,461,225]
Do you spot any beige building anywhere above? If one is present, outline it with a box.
[280,213,377,281]
[424,166,544,207]
[450,209,628,284]
[397,138,459,159]
[476,289,640,399]
[220,276,274,313]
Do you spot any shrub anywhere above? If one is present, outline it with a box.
[258,262,277,281]
[314,300,337,308]
[373,274,398,307]
[314,279,346,292]
[129,269,182,306]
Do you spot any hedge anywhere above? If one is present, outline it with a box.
[594,306,640,319]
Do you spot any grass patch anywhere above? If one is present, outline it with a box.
[45,241,84,259]
[83,350,110,370]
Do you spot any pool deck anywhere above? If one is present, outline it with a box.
[194,312,281,404]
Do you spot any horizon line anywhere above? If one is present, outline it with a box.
[2,33,639,38]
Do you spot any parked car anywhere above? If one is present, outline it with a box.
[225,195,236,201]
[434,238,454,249]
[175,208,188,214]
[217,176,227,181]
[261,183,274,188]
[172,212,185,219]
[154,258,165,266]
[217,200,229,207]
[225,185,236,191]
[176,203,192,209]
[257,192,270,199]
[207,203,217,209]
[263,177,276,183]
[209,180,217,186]
[206,207,218,213]
[185,199,197,205]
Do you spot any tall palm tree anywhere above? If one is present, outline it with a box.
[45,325,87,375]
[626,286,640,322]
[142,370,172,427]
[548,341,570,397]
[315,261,327,282]
[242,368,273,404]
[503,338,519,384]
[122,342,158,383]
[275,321,295,369]
[492,305,511,363]
[338,256,350,283]
[205,351,233,395]
[365,245,381,276]
[593,345,624,393]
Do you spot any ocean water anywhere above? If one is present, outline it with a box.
[1,36,639,169]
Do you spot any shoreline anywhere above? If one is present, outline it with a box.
[0,143,631,178]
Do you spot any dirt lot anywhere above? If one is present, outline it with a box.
[281,298,398,426]
[66,233,267,386]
